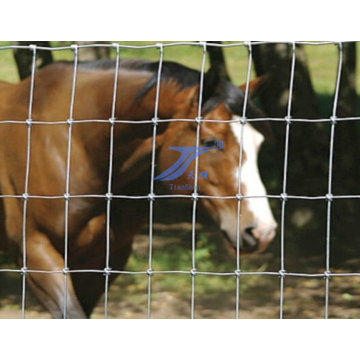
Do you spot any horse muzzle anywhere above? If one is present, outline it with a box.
[243,223,277,253]
[222,222,277,254]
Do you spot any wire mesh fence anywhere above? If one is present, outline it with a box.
[0,41,359,319]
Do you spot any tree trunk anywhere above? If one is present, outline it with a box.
[337,42,357,117]
[252,43,319,119]
[207,42,230,80]
[333,42,358,194]
[253,44,319,118]
[12,41,53,80]
[76,41,110,62]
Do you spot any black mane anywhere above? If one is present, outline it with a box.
[76,58,262,117]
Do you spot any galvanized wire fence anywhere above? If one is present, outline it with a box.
[0,41,359,319]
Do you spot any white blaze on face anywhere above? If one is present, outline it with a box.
[230,117,277,236]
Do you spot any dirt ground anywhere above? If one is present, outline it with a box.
[1,221,360,319]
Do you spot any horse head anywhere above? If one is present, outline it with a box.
[153,66,277,254]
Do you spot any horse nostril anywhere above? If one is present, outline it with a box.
[245,226,255,237]
[242,227,259,252]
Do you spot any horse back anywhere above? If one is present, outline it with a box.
[0,80,15,90]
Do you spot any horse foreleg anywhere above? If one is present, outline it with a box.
[71,241,133,317]
[26,231,86,318]
[69,201,147,317]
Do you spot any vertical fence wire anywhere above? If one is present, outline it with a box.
[279,42,296,319]
[235,41,252,319]
[104,43,120,318]
[146,43,164,319]
[190,41,207,319]
[324,42,343,319]
[20,44,37,319]
[62,44,79,319]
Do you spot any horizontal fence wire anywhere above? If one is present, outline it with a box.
[0,41,352,52]
[3,117,360,125]
[2,268,360,277]
[0,41,357,319]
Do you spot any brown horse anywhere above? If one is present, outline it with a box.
[0,57,277,318]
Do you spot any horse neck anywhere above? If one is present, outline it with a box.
[70,71,198,191]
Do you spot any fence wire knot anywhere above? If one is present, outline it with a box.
[66,118,73,126]
[324,271,331,279]
[156,43,164,53]
[239,117,247,125]
[236,194,243,201]
[285,116,292,125]
[105,193,113,201]
[25,118,32,127]
[148,193,155,201]
[20,267,28,275]
[234,269,241,277]
[278,270,287,278]
[195,117,202,125]
[22,193,29,201]
[146,269,153,276]
[190,268,197,276]
[191,193,199,201]
[151,117,159,126]
[244,41,252,48]
[104,267,112,276]
[109,117,116,125]
[326,193,333,202]
[62,267,70,275]
[330,116,337,125]
[64,193,70,201]
[198,41,207,52]
[280,193,288,201]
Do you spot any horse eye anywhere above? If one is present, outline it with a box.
[202,138,218,148]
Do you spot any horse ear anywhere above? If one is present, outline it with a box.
[239,74,270,98]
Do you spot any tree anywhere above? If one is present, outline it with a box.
[76,41,110,61]
[207,42,230,81]
[12,41,111,81]
[338,42,357,117]
[252,43,319,118]
[251,42,359,261]
[12,41,53,80]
